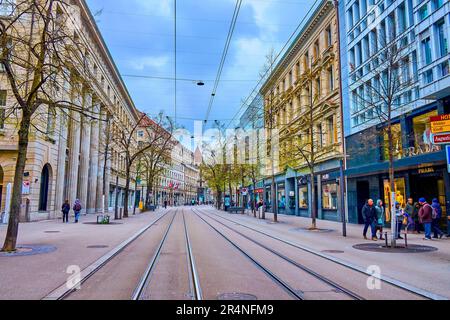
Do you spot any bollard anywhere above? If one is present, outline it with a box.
[385,232,389,248]
[404,233,408,248]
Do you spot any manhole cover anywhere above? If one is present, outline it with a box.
[322,250,345,254]
[44,231,60,234]
[0,245,57,257]
[217,293,258,300]
[86,245,109,249]
[353,243,438,253]
[290,227,334,233]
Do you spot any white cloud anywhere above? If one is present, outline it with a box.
[129,55,170,71]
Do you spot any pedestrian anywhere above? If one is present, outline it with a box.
[404,198,415,233]
[431,198,444,239]
[375,199,385,240]
[394,202,404,240]
[362,199,377,241]
[61,200,70,223]
[164,200,168,209]
[418,198,433,240]
[413,201,422,234]
[73,199,82,223]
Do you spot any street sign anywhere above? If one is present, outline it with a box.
[430,114,450,134]
[432,133,450,145]
[447,145,450,174]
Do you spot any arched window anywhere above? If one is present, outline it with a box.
[38,164,51,211]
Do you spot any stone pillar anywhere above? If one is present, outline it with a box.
[96,108,106,213]
[104,154,111,212]
[67,110,81,207]
[77,93,92,215]
[54,111,69,218]
[87,101,100,214]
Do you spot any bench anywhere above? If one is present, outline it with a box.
[227,207,245,214]
[96,215,110,224]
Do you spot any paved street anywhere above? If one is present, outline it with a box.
[1,206,448,300]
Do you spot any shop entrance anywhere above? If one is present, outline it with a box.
[410,173,447,227]
[356,181,370,224]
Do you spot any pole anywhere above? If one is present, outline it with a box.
[391,191,396,248]
[340,160,347,237]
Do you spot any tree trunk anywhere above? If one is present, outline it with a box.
[114,175,120,220]
[2,113,31,252]
[387,124,396,247]
[252,180,257,218]
[310,171,317,230]
[271,177,277,222]
[123,164,130,218]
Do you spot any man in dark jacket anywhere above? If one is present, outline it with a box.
[418,198,433,240]
[431,199,444,239]
[362,199,377,241]
[61,200,70,223]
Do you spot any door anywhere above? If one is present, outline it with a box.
[356,181,370,224]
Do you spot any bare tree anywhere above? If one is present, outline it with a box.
[0,0,101,252]
[351,29,417,246]
[112,112,174,218]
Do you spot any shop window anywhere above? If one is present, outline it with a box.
[383,178,406,222]
[298,186,308,208]
[382,123,403,160]
[322,183,338,210]
[412,110,437,151]
[277,185,286,210]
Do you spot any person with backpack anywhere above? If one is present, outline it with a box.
[431,198,444,239]
[73,199,82,223]
[418,198,433,240]
[61,200,70,223]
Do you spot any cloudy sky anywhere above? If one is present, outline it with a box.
[85,0,318,134]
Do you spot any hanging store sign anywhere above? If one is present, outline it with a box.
[432,133,450,145]
[430,114,450,134]
[22,181,30,195]
[447,145,450,174]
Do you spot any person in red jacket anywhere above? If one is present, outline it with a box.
[418,198,433,240]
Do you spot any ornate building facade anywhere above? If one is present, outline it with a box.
[260,0,345,221]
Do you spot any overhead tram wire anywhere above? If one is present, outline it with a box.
[204,0,243,123]
[224,0,320,130]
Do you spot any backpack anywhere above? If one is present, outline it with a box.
[425,204,438,220]
[74,203,81,211]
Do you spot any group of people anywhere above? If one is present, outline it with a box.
[362,197,447,241]
[61,199,82,223]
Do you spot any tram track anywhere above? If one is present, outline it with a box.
[198,207,437,300]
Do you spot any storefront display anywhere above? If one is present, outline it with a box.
[298,186,308,208]
[277,183,286,210]
[322,182,338,210]
[383,178,406,222]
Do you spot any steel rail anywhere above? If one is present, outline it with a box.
[192,208,304,300]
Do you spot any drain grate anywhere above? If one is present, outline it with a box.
[217,293,258,300]
[322,250,344,254]
[86,245,109,249]
[44,231,60,234]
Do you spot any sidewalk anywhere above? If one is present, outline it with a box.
[219,208,450,299]
[0,209,167,300]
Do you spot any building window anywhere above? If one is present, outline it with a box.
[422,37,432,65]
[436,20,448,57]
[322,183,338,210]
[314,40,320,59]
[0,90,6,129]
[419,4,428,21]
[299,185,308,208]
[432,0,444,10]
[412,110,437,150]
[383,123,403,160]
[424,69,433,84]
[328,66,334,92]
[138,130,144,138]
[326,116,336,145]
[326,25,332,47]
[440,61,449,77]
[383,178,406,220]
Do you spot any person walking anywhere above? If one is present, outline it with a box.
[164,199,168,209]
[431,198,444,239]
[257,199,264,219]
[73,199,82,223]
[394,202,404,240]
[375,200,385,240]
[404,198,415,233]
[362,199,377,241]
[418,198,433,240]
[61,200,70,223]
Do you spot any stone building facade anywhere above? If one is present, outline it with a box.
[260,0,345,221]
[0,0,140,221]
